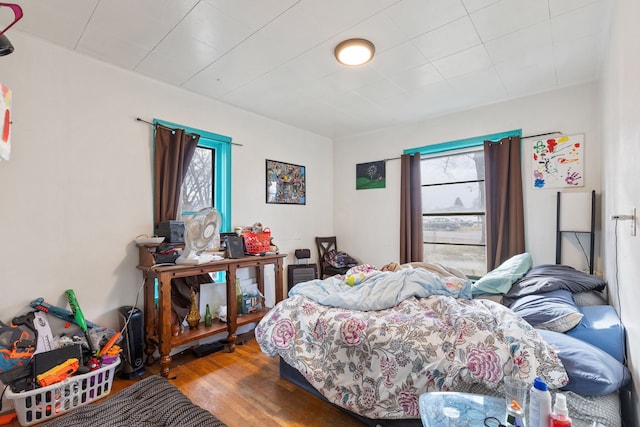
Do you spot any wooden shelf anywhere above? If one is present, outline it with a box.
[152,308,272,348]
[137,248,285,378]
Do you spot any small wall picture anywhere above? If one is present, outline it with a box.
[266,159,306,205]
[356,160,385,190]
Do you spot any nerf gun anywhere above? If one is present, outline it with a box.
[97,332,121,358]
[65,290,96,358]
[30,298,99,329]
[36,358,79,387]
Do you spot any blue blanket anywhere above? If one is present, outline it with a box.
[288,268,472,311]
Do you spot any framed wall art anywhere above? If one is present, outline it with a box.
[266,159,306,205]
[356,160,385,190]
[531,133,584,189]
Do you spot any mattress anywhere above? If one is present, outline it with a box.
[279,358,622,427]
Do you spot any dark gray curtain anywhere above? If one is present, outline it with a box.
[484,136,525,270]
[153,126,200,227]
[400,154,424,263]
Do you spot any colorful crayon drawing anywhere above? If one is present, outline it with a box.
[532,134,584,189]
[0,82,10,161]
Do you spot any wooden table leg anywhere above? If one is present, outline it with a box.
[158,273,173,377]
[275,257,284,303]
[143,273,157,365]
[227,264,238,352]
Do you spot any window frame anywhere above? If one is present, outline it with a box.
[404,129,522,277]
[153,119,232,232]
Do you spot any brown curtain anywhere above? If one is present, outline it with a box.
[153,126,200,227]
[484,136,525,270]
[400,153,424,263]
[153,125,206,324]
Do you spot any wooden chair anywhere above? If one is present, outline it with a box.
[315,236,351,279]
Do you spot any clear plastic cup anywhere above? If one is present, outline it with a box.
[504,376,528,426]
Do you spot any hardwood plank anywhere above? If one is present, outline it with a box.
[4,339,364,427]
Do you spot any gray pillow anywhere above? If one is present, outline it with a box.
[573,290,608,306]
[509,289,583,332]
[537,329,630,396]
[507,264,606,300]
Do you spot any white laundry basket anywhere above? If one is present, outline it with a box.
[6,357,120,426]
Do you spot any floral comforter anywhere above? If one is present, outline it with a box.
[256,293,568,420]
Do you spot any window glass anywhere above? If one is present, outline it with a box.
[179,147,214,215]
[421,182,485,214]
[424,243,487,278]
[421,150,484,184]
[421,147,486,277]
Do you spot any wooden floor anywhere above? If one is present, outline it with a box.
[6,337,365,427]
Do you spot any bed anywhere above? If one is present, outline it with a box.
[256,256,629,427]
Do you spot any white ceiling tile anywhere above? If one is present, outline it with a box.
[389,63,444,91]
[136,33,224,85]
[407,80,471,118]
[471,0,549,42]
[432,45,493,79]
[554,34,602,85]
[183,57,258,99]
[322,66,385,93]
[9,0,612,138]
[371,42,429,77]
[354,78,405,103]
[171,2,254,53]
[485,21,552,65]
[413,16,481,61]
[201,0,299,31]
[549,0,603,17]
[385,0,468,39]
[76,32,149,70]
[496,59,558,97]
[5,0,99,49]
[461,0,501,13]
[551,1,610,44]
[82,0,198,51]
[447,67,507,102]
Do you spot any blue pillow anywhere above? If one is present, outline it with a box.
[472,253,532,296]
[537,329,630,396]
[509,290,583,332]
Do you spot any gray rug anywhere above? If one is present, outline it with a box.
[43,375,227,427]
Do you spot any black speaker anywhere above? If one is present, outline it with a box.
[118,306,145,379]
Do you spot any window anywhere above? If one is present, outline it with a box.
[405,129,521,278]
[154,119,232,232]
[421,147,486,278]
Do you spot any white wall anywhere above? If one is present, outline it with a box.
[600,0,640,425]
[0,32,333,329]
[334,83,602,272]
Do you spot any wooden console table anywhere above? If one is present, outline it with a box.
[137,245,285,377]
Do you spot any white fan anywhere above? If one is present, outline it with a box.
[176,207,222,265]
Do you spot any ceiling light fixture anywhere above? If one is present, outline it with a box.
[334,38,375,66]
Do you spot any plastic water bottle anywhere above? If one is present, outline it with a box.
[528,377,552,427]
[550,393,572,427]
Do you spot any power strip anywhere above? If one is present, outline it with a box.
[610,208,637,236]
